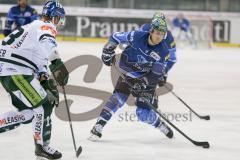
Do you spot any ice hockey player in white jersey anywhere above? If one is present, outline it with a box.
[0,1,69,159]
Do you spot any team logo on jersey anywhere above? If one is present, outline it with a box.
[150,51,161,61]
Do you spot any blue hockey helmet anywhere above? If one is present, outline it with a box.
[42,0,66,26]
[150,17,167,33]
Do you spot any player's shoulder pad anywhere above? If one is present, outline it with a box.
[9,5,20,12]
[132,30,148,40]
[38,20,57,38]
[140,23,151,32]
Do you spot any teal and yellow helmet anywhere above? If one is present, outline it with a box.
[150,17,167,33]
[152,11,166,20]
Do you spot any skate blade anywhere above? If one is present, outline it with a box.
[36,156,61,160]
[87,134,100,142]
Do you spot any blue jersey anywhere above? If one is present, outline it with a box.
[172,18,190,32]
[110,30,169,81]
[140,24,176,72]
[3,5,39,36]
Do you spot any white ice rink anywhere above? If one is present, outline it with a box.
[0,42,240,160]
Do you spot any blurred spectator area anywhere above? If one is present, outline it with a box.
[0,0,239,12]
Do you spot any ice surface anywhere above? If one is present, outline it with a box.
[0,42,239,160]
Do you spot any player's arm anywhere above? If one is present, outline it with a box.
[102,31,132,66]
[38,63,59,107]
[164,31,177,73]
[3,8,15,37]
[49,51,69,86]
[37,34,66,106]
[38,26,69,86]
[181,19,190,31]
[172,18,180,28]
[36,47,60,107]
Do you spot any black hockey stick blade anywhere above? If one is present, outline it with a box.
[200,115,210,120]
[192,141,210,149]
[166,87,211,121]
[76,146,83,157]
[143,98,211,149]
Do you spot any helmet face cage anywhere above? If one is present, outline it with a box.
[42,1,66,27]
[151,18,167,33]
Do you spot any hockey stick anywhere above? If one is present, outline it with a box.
[163,85,210,120]
[140,97,210,148]
[113,65,210,148]
[62,86,82,157]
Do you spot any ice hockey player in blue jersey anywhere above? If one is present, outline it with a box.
[172,13,197,48]
[140,11,177,79]
[3,0,39,37]
[89,16,174,141]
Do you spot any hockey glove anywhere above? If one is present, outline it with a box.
[49,59,69,86]
[131,82,147,97]
[102,42,117,66]
[41,79,59,107]
[158,74,167,87]
[128,77,153,97]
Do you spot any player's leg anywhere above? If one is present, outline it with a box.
[185,30,197,48]
[0,76,34,133]
[135,90,173,139]
[1,75,61,159]
[17,75,62,159]
[172,27,181,40]
[89,77,130,141]
[0,109,34,133]
[33,101,62,160]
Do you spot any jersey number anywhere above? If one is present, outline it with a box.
[2,28,24,46]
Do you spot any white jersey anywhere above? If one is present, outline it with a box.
[0,20,59,76]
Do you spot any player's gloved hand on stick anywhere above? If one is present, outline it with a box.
[131,82,147,97]
[158,74,167,87]
[49,59,69,86]
[102,42,117,66]
[102,52,116,66]
[128,77,152,97]
[40,79,59,107]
